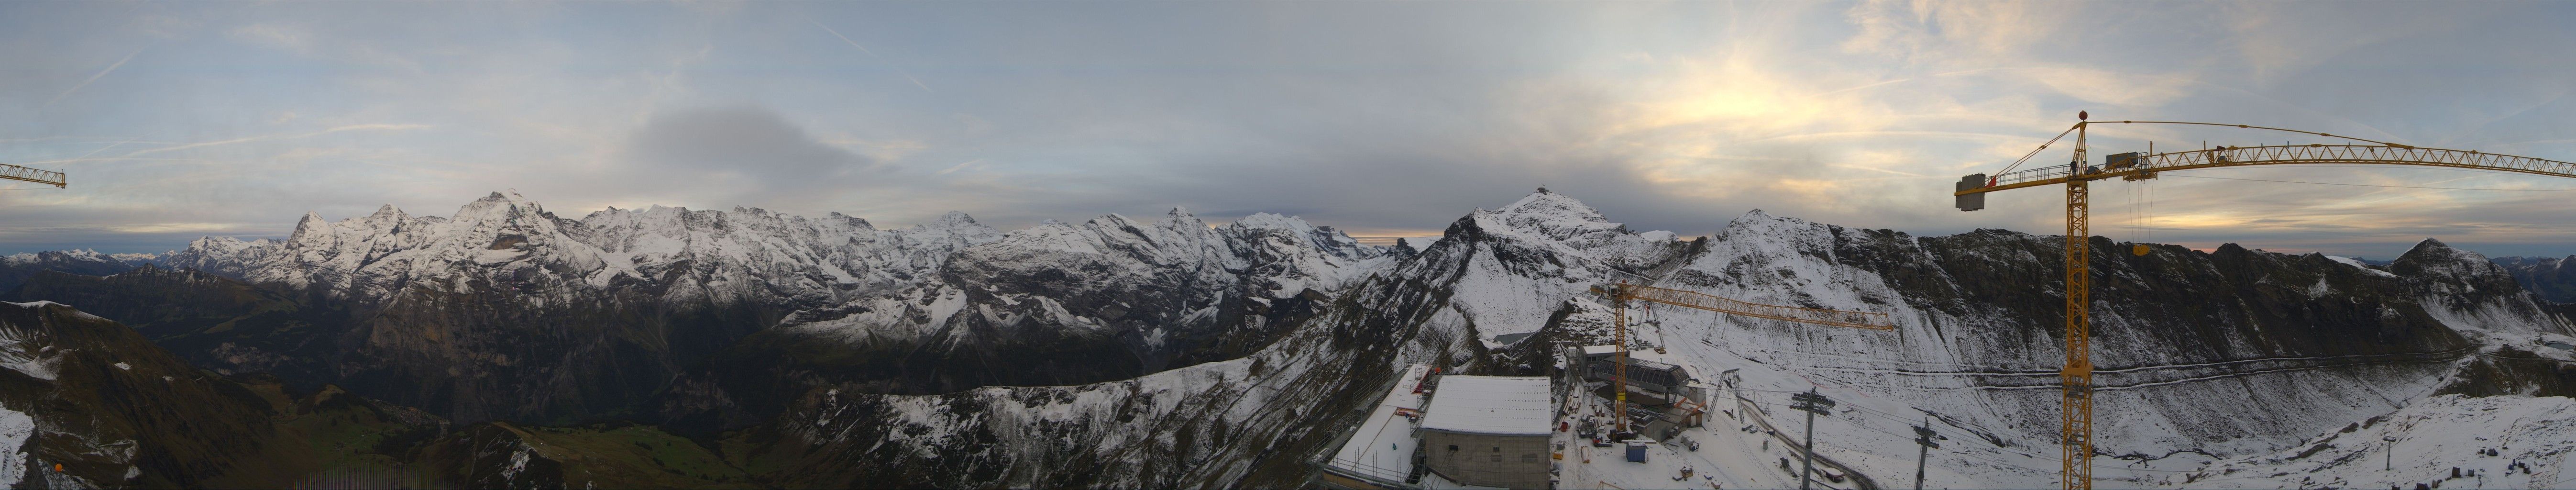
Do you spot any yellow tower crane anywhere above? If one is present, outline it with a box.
[1591,281,1896,433]
[1,162,66,188]
[1953,112,2576,490]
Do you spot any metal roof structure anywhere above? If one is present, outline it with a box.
[1418,376,1552,436]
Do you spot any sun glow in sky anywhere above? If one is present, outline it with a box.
[5,1,2575,258]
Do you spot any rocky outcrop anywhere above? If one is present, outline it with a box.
[0,301,287,488]
[2493,255,2576,303]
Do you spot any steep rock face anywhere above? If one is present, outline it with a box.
[0,301,287,488]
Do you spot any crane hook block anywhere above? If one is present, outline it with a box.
[2132,244,2149,256]
[1955,174,1988,212]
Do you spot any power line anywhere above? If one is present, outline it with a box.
[1733,393,2322,478]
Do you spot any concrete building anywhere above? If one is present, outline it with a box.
[1417,376,1554,490]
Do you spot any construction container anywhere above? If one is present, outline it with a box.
[1625,440,1648,463]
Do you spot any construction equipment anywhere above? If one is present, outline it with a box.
[1952,112,2576,490]
[1,162,66,188]
[1591,282,1895,433]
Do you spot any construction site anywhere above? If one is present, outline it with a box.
[1306,116,2576,490]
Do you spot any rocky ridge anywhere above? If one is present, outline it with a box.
[90,191,1387,423]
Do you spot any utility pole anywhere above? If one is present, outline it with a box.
[1914,415,1946,490]
[1791,390,1835,490]
[2383,435,2397,471]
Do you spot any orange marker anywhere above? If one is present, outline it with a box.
[54,463,63,472]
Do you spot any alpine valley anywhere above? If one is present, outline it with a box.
[4,189,2573,489]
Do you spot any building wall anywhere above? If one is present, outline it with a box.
[1420,431,1551,490]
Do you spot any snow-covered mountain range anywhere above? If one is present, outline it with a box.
[5,188,2574,489]
[61,191,1388,422]
[0,250,155,292]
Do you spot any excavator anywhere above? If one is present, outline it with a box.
[1953,112,2576,490]
[1588,281,1895,434]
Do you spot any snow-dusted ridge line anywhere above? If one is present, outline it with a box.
[159,191,1389,309]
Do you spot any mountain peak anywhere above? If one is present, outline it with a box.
[2399,238,2470,262]
[1495,189,1607,223]
[363,204,407,223]
[455,190,545,221]
[289,211,328,236]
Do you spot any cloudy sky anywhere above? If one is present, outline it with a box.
[5,1,2575,259]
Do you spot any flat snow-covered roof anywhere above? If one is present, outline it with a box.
[1420,376,1553,436]
[1580,345,1619,356]
[1323,364,1435,483]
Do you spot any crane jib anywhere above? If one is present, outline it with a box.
[1953,144,2576,211]
[0,163,67,188]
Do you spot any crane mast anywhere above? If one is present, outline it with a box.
[1955,113,2576,490]
[2059,121,2094,489]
